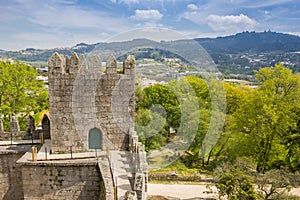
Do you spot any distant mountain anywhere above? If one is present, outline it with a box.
[0,43,101,62]
[195,31,300,53]
[195,31,300,75]
[0,31,299,75]
[1,31,299,62]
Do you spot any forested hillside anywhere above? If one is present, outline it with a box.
[1,31,299,75]
[196,30,300,53]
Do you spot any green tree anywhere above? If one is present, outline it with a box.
[214,158,257,200]
[224,83,249,115]
[285,107,300,171]
[135,83,180,151]
[229,63,300,172]
[256,168,294,200]
[0,60,48,130]
[135,107,168,151]
[135,76,211,153]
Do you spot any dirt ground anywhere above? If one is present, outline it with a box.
[148,183,300,199]
[148,183,218,199]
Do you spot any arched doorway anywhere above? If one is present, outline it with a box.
[88,128,103,150]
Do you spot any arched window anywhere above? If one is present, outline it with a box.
[88,128,102,150]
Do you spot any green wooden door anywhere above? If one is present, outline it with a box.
[88,128,102,149]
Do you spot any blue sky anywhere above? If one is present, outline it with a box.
[0,0,299,50]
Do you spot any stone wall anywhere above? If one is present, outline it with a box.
[98,160,115,200]
[21,162,102,200]
[48,53,135,153]
[48,53,82,153]
[0,115,51,141]
[0,151,26,199]
[0,131,27,141]
[96,55,135,151]
[129,128,148,200]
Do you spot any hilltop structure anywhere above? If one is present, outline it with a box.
[48,52,135,153]
[0,52,148,200]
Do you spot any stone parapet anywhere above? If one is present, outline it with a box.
[0,148,31,199]
[20,164,101,200]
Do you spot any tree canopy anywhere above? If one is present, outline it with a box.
[0,60,48,130]
[135,63,300,174]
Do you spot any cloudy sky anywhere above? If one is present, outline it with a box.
[1,0,299,50]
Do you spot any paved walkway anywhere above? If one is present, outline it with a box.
[36,140,105,161]
[0,139,40,146]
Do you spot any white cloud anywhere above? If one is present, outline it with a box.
[179,30,227,39]
[110,0,139,4]
[9,1,131,32]
[206,14,256,32]
[50,0,77,5]
[10,31,111,50]
[285,32,300,37]
[243,0,293,9]
[182,11,207,25]
[122,0,139,3]
[131,9,163,21]
[187,4,198,10]
[0,0,134,50]
[135,22,165,27]
[106,28,187,43]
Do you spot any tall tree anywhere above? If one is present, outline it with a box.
[0,60,48,130]
[230,63,300,172]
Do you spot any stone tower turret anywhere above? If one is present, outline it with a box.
[48,53,135,153]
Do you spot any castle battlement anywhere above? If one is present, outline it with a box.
[48,52,135,153]
[0,52,147,200]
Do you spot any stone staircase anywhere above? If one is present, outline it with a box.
[109,151,134,200]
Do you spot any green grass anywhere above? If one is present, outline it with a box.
[148,180,211,185]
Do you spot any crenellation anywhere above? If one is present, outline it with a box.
[123,55,135,74]
[0,120,3,132]
[106,54,117,74]
[69,53,80,71]
[87,54,102,70]
[48,52,66,74]
[10,115,20,133]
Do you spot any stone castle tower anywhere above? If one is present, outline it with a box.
[48,52,135,153]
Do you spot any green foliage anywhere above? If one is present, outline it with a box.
[135,83,180,151]
[286,135,300,171]
[0,60,48,130]
[255,168,294,200]
[135,76,213,155]
[214,158,257,200]
[224,83,249,114]
[136,63,300,178]
[214,159,300,200]
[217,63,300,173]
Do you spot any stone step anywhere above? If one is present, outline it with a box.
[109,151,134,200]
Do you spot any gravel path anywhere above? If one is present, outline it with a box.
[148,183,300,199]
[148,183,218,199]
[291,187,300,196]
